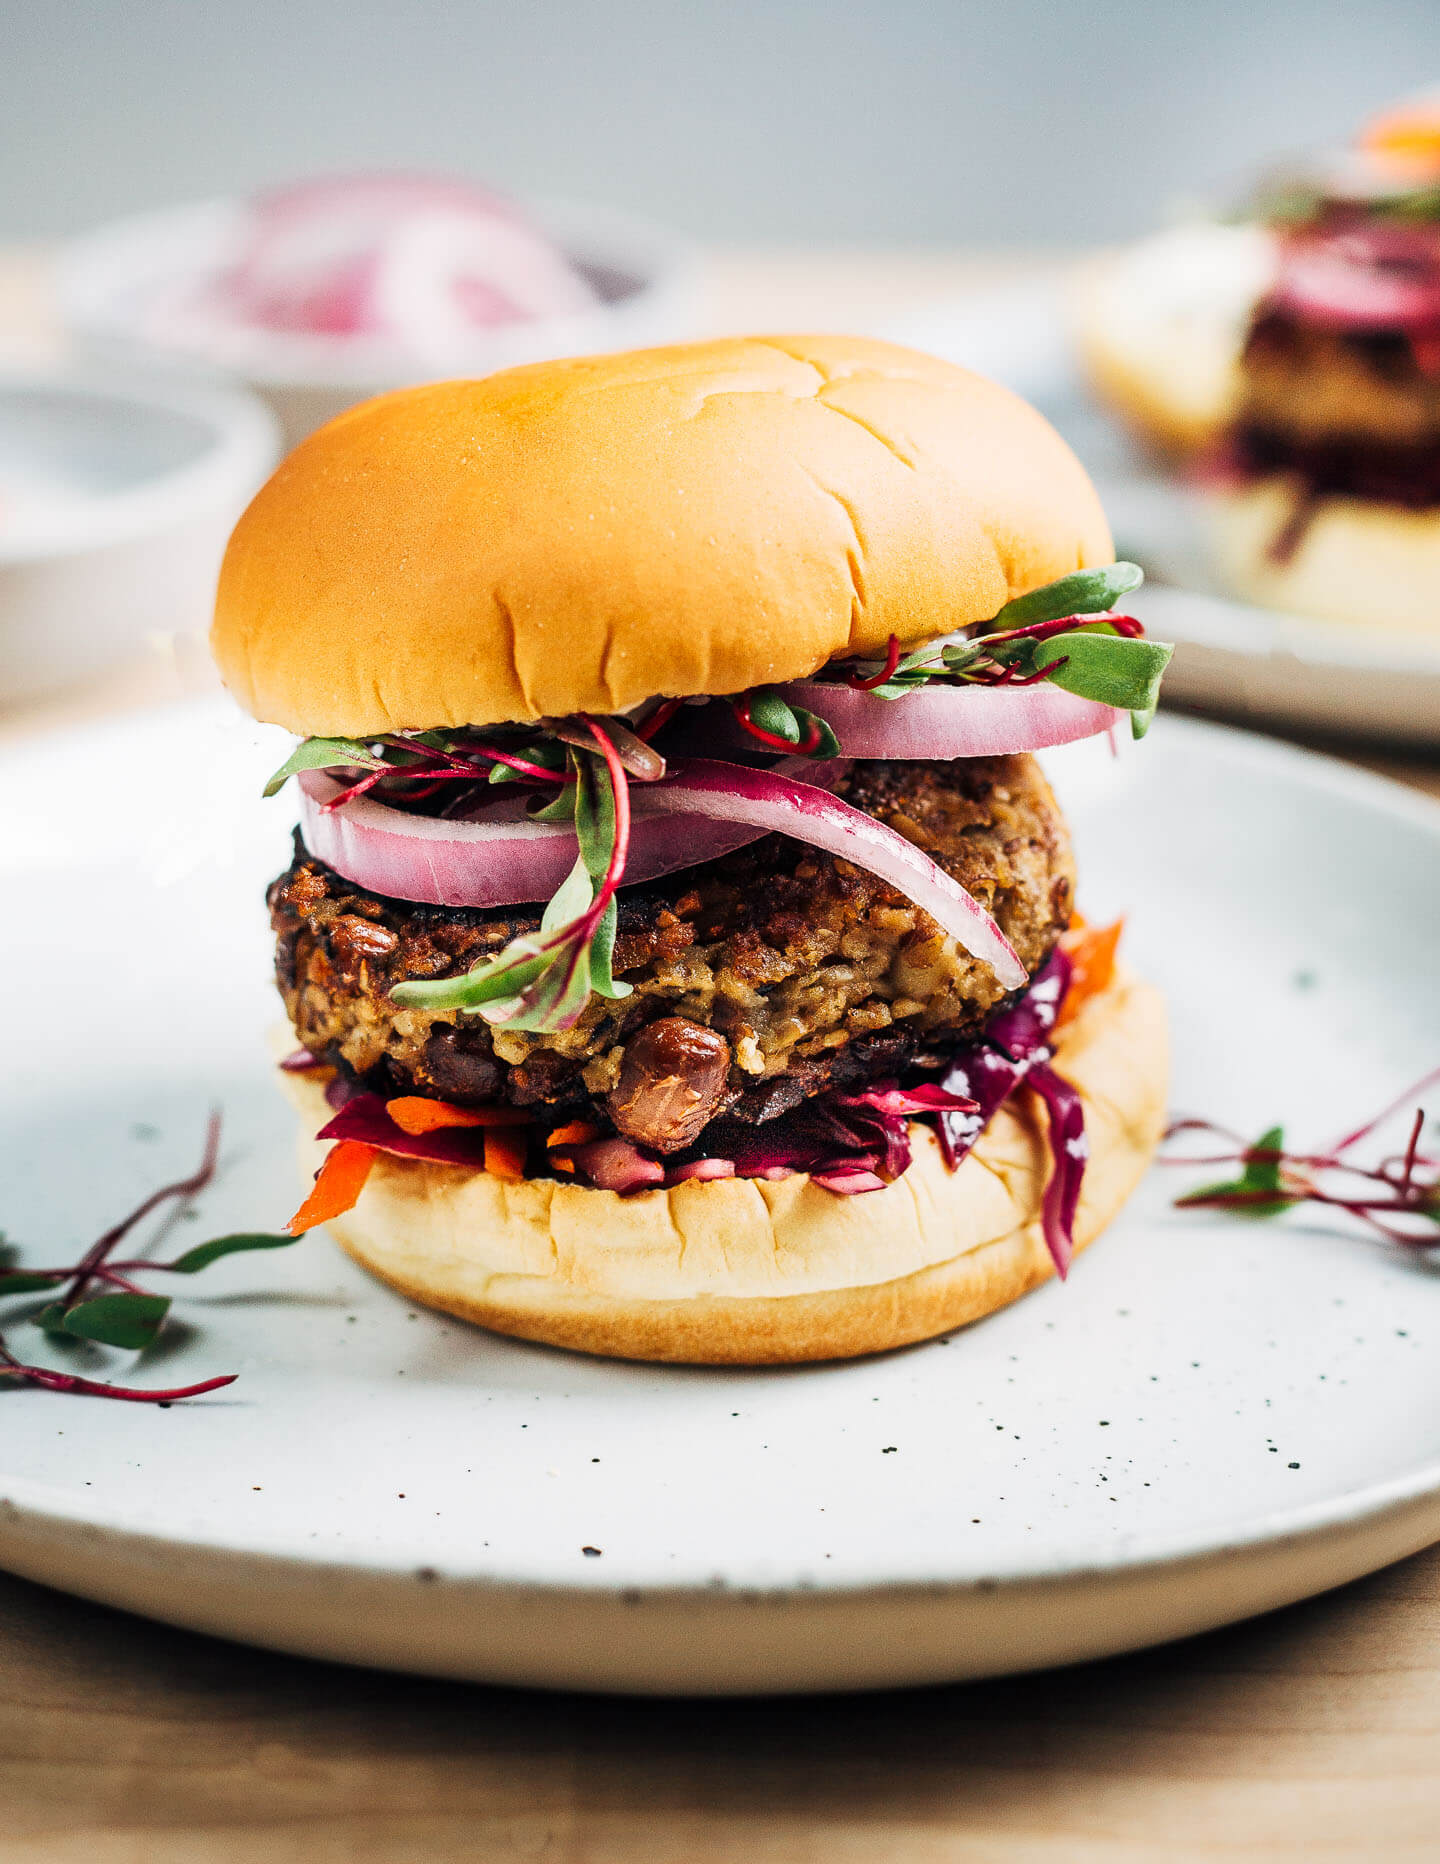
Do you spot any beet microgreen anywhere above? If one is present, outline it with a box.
[390,718,638,1033]
[0,1116,299,1403]
[822,564,1171,737]
[979,628,1173,735]
[1173,1125,1299,1219]
[263,736,390,797]
[1166,1067,1440,1248]
[731,690,841,756]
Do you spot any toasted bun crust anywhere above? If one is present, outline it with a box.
[1209,480,1440,633]
[279,968,1166,1364]
[212,334,1112,736]
[1072,225,1275,459]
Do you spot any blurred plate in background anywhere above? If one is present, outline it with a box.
[890,278,1440,746]
[0,370,277,705]
[59,194,698,447]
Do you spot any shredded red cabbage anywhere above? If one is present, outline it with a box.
[1026,1061,1088,1277]
[933,948,1084,1274]
[935,948,1071,1166]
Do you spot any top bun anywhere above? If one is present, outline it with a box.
[212,333,1113,736]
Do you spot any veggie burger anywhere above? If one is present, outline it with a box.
[212,334,1171,1364]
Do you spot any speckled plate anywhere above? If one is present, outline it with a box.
[2,700,1439,1695]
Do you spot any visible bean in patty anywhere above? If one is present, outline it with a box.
[606,1017,733,1153]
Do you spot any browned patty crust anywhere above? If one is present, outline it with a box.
[270,754,1075,1151]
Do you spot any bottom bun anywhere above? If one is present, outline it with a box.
[281,969,1167,1364]
[1209,480,1440,634]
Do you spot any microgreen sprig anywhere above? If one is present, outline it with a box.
[828,562,1171,737]
[1165,1065,1440,1249]
[390,718,638,1033]
[0,1115,299,1402]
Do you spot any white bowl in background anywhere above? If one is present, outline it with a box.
[58,195,700,447]
[0,371,279,705]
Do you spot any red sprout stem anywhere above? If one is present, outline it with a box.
[847,634,902,690]
[1165,1116,1252,1146]
[327,743,568,813]
[463,746,569,785]
[1400,1107,1426,1189]
[580,718,632,916]
[321,767,391,811]
[633,698,683,743]
[59,1113,221,1312]
[1330,1064,1440,1157]
[1008,655,1070,687]
[979,612,1145,650]
[731,697,824,755]
[0,1344,236,1404]
[379,737,566,786]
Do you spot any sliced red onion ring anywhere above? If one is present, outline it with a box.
[1270,225,1440,335]
[777,680,1123,759]
[296,758,842,911]
[643,760,1026,989]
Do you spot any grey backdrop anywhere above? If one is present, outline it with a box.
[3,1,1437,243]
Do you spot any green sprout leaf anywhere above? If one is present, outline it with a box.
[391,940,552,1014]
[792,708,842,756]
[389,741,630,1031]
[165,1232,301,1275]
[746,690,803,742]
[36,1293,172,1349]
[262,737,389,798]
[939,640,986,676]
[989,562,1144,632]
[488,740,567,785]
[570,753,630,1001]
[1178,1126,1299,1220]
[0,1270,64,1297]
[1032,632,1173,716]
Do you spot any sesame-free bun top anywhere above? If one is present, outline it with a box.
[212,333,1114,737]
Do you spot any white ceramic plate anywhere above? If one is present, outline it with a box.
[0,370,278,704]
[1,700,1438,1695]
[890,281,1440,744]
[59,196,698,448]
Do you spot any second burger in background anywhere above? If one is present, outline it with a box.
[1210,92,1440,629]
[213,335,1172,1364]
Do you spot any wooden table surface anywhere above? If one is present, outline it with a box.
[3,248,1440,1863]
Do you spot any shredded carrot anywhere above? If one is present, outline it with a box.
[551,1156,577,1175]
[546,1120,603,1148]
[1057,916,1124,1027]
[385,1096,531,1135]
[484,1128,529,1182]
[286,1141,379,1234]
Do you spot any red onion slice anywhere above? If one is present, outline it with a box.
[1271,225,1440,335]
[296,759,842,910]
[778,680,1123,759]
[644,760,1026,989]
